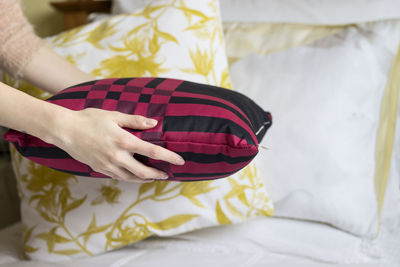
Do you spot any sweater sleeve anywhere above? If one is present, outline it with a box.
[0,0,45,78]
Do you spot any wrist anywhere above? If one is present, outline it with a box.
[35,104,76,148]
[0,83,77,147]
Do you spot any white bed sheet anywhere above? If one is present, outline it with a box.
[1,216,398,267]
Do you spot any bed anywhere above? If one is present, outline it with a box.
[1,216,396,267]
[1,1,399,266]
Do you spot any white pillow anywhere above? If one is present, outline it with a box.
[112,0,400,24]
[228,21,400,237]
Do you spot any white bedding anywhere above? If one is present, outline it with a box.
[2,216,397,267]
[113,0,400,25]
[227,20,400,238]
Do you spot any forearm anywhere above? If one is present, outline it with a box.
[20,45,94,94]
[0,81,72,145]
[1,81,185,183]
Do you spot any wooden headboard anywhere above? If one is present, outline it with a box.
[51,0,112,30]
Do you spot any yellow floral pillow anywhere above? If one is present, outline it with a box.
[4,0,273,261]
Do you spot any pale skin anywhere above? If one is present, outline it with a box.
[0,45,185,183]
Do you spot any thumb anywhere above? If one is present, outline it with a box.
[115,113,158,130]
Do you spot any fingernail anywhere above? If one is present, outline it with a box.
[159,173,169,179]
[146,119,158,127]
[175,156,185,165]
[144,179,155,183]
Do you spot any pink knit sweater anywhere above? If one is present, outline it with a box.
[0,0,45,78]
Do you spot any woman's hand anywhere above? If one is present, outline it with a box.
[17,45,186,182]
[49,108,185,183]
[0,40,185,183]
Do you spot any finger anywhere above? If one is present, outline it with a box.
[118,133,185,166]
[115,113,158,130]
[130,137,185,166]
[105,166,155,183]
[119,152,170,180]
